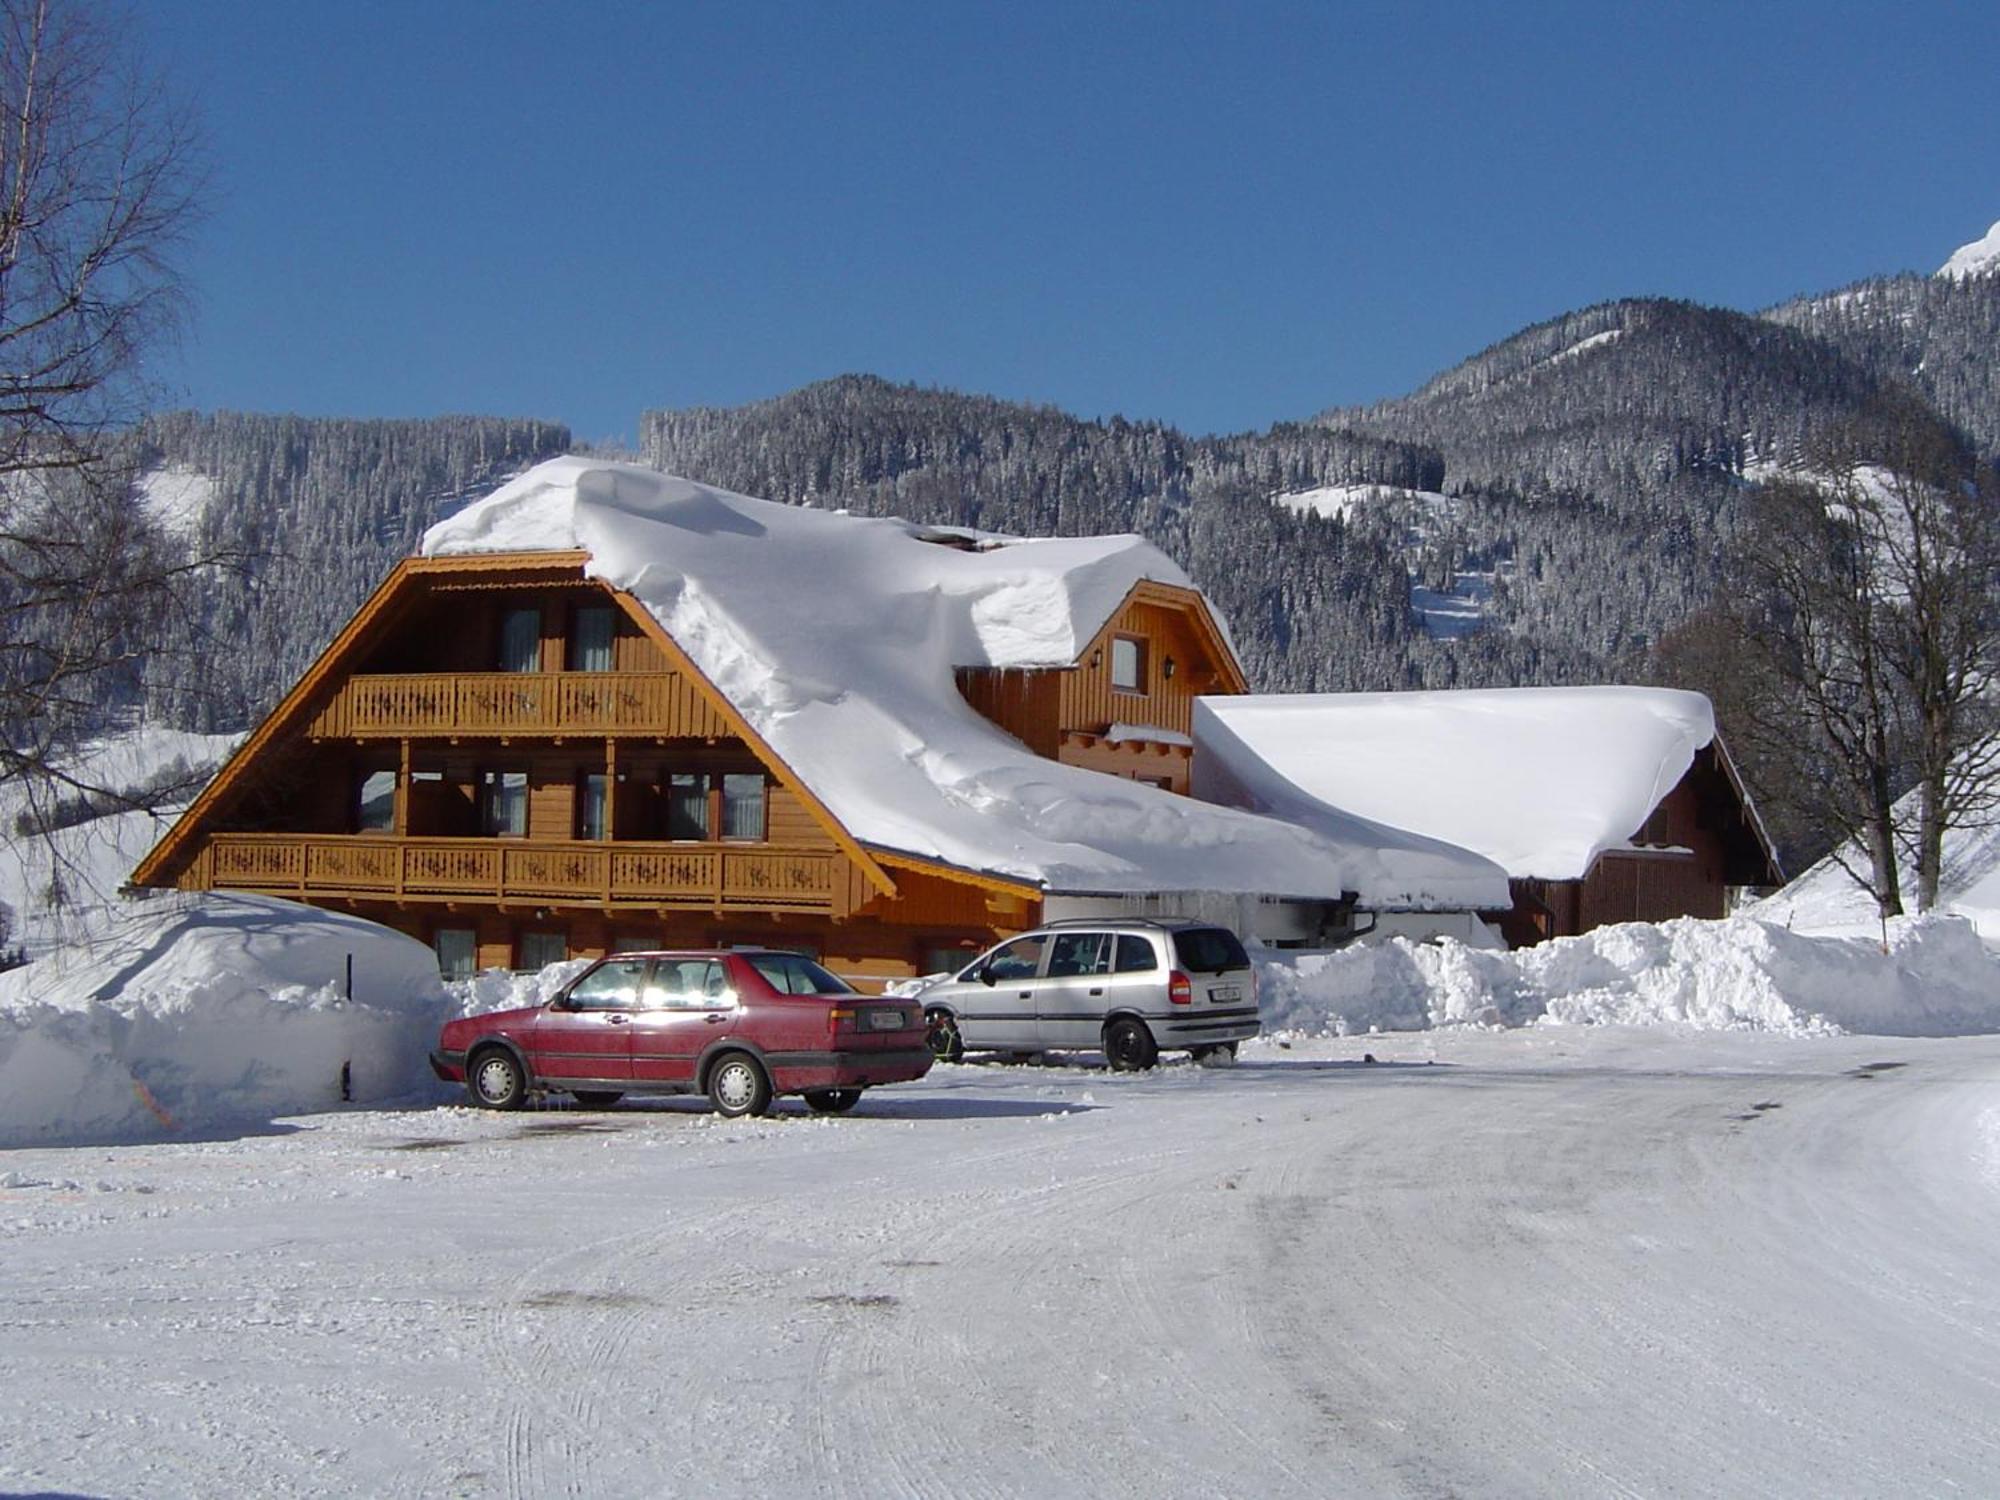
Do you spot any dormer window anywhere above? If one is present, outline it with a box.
[1111,636,1147,694]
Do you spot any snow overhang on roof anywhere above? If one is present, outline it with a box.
[419,458,1501,907]
[1193,687,1720,884]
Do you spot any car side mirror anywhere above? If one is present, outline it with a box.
[978,965,996,987]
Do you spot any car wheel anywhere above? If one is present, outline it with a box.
[925,1007,964,1064]
[1191,1042,1238,1068]
[468,1047,527,1110]
[707,1053,772,1119]
[803,1088,862,1114]
[1102,1017,1159,1072]
[571,1090,624,1107]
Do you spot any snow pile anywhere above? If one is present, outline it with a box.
[448,957,592,1018]
[1196,687,1718,881]
[1257,915,2000,1038]
[0,894,449,1147]
[421,457,1504,908]
[1938,219,2000,279]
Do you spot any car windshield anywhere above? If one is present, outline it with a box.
[745,952,856,995]
[1171,928,1250,973]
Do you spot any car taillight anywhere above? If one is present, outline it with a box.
[828,1006,857,1036]
[1169,970,1192,1005]
[1249,969,1259,1004]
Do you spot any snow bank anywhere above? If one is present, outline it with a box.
[0,895,449,1147]
[1258,915,2000,1038]
[1755,764,2000,944]
[421,457,1504,908]
[1196,687,1718,882]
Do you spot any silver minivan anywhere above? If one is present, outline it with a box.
[917,918,1260,1070]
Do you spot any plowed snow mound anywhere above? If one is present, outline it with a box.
[0,894,449,1146]
[1259,915,2000,1038]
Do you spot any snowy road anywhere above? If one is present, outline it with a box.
[4,1028,1999,1498]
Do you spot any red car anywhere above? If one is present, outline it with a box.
[430,949,932,1117]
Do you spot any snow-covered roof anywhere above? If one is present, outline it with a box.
[423,458,1506,907]
[1194,687,1719,883]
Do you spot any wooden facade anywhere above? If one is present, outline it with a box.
[133,554,1227,988]
[1493,745,1782,947]
[954,581,1242,797]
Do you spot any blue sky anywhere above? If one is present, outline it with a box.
[146,1,1999,445]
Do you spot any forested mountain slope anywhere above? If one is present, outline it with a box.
[1764,271,2000,458]
[135,413,572,727]
[643,377,1457,691]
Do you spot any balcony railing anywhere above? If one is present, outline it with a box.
[307,672,729,738]
[202,833,840,912]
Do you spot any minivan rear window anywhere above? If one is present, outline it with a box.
[1172,928,1250,973]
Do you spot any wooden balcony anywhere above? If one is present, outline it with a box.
[200,833,844,913]
[306,672,730,739]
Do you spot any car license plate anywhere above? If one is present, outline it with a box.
[1210,985,1241,1003]
[868,1009,904,1031]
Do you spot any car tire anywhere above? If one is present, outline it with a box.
[1191,1042,1239,1068]
[571,1091,624,1107]
[925,1007,964,1064]
[707,1053,772,1119]
[803,1088,862,1115]
[1103,1017,1158,1072]
[468,1047,528,1110]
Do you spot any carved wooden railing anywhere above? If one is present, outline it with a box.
[204,834,839,912]
[307,672,728,738]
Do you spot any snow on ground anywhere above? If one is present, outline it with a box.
[1939,217,2000,278]
[1754,750,2000,943]
[3,1026,1999,1496]
[0,893,449,1148]
[1271,481,1453,523]
[1257,913,2000,1038]
[135,466,216,540]
[421,457,1500,909]
[0,725,241,956]
[1409,567,1494,638]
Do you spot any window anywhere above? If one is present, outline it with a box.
[665,770,767,842]
[667,772,711,840]
[721,773,766,841]
[746,953,854,996]
[1046,932,1109,978]
[434,928,476,980]
[980,934,1048,982]
[568,959,648,1010]
[1172,927,1251,973]
[610,934,659,954]
[480,770,528,837]
[500,607,541,674]
[570,605,615,672]
[922,945,974,977]
[519,931,567,970]
[1111,636,1146,693]
[1114,935,1158,973]
[576,773,609,841]
[356,769,396,833]
[652,958,735,1008]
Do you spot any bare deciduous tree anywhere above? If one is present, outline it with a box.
[1713,401,2000,918]
[0,0,205,915]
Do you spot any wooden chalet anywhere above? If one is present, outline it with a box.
[131,545,1246,987]
[1495,742,1781,946]
[1192,688,1783,949]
